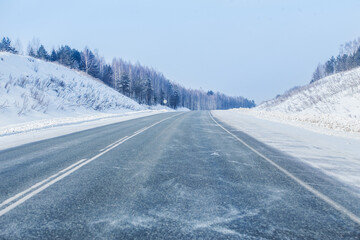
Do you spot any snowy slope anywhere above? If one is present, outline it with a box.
[0,52,146,125]
[241,67,360,136]
[258,67,360,117]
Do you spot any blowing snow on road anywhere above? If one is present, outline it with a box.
[0,112,359,239]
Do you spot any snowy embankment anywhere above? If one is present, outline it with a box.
[212,110,360,196]
[212,67,360,194]
[0,110,169,151]
[251,66,360,137]
[0,52,174,148]
[231,108,360,139]
[0,53,145,117]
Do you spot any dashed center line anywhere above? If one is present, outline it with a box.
[99,136,129,152]
[0,113,183,217]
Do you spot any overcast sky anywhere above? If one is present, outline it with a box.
[1,0,360,103]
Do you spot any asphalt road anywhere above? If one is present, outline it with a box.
[0,111,359,239]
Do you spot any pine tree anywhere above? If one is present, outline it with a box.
[207,90,214,96]
[50,49,58,61]
[37,45,49,60]
[57,45,73,66]
[145,78,153,105]
[70,49,81,69]
[0,37,17,53]
[101,65,113,86]
[28,48,36,57]
[119,71,130,96]
[325,56,335,75]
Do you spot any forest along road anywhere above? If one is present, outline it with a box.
[0,111,359,239]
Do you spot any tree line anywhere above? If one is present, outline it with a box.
[311,38,360,83]
[0,37,255,109]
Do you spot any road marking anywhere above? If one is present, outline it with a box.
[0,158,87,209]
[0,113,184,217]
[134,127,147,134]
[99,136,129,152]
[209,112,360,225]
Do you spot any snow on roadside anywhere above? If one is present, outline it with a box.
[231,108,360,139]
[175,107,191,112]
[0,52,179,150]
[249,64,360,139]
[212,110,360,195]
[0,110,170,151]
[0,110,170,137]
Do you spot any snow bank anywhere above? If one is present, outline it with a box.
[0,110,168,151]
[0,110,169,137]
[175,107,191,112]
[231,108,360,139]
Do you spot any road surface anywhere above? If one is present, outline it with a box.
[0,111,359,239]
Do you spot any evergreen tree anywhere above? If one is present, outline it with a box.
[145,78,153,105]
[207,90,214,96]
[28,48,36,57]
[57,45,73,66]
[352,48,360,68]
[36,45,49,60]
[70,49,81,69]
[119,71,130,96]
[101,65,113,86]
[50,49,58,61]
[325,56,335,75]
[0,37,17,53]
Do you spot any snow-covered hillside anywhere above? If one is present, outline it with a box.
[258,67,360,117]
[0,53,173,137]
[236,67,360,137]
[0,52,144,122]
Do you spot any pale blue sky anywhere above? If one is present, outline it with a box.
[1,0,360,103]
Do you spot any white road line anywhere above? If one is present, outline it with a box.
[134,127,147,134]
[209,112,360,225]
[99,136,129,152]
[0,112,184,217]
[0,158,87,209]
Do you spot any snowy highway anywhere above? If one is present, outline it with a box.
[0,111,359,239]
